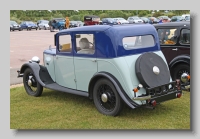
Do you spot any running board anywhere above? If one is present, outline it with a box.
[44,83,89,97]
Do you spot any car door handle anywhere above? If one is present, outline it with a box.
[92,60,97,62]
[172,48,178,51]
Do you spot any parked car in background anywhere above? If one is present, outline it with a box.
[83,15,101,26]
[101,18,118,25]
[37,20,49,30]
[69,21,79,28]
[113,18,129,24]
[157,16,171,22]
[182,14,190,19]
[17,24,183,117]
[10,20,22,31]
[148,17,160,24]
[170,16,185,22]
[20,21,38,31]
[49,18,66,32]
[77,21,84,27]
[153,22,190,90]
[139,17,150,23]
[127,16,143,24]
[185,16,190,21]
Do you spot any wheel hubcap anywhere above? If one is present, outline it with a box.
[101,93,108,102]
[181,73,190,83]
[28,76,33,86]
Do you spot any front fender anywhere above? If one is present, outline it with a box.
[17,62,47,87]
[88,72,140,109]
[169,55,190,70]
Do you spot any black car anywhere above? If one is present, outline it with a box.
[153,22,190,90]
[101,18,118,25]
[10,20,22,31]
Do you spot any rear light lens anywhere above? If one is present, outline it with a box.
[150,100,156,106]
[176,93,182,98]
[176,79,181,90]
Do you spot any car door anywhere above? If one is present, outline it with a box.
[177,28,190,56]
[73,33,97,92]
[157,27,179,64]
[54,33,77,89]
[20,22,25,29]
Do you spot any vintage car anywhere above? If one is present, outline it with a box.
[83,15,101,26]
[17,24,185,116]
[49,18,66,32]
[153,22,190,90]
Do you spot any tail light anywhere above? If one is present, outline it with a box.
[133,84,143,97]
[150,100,156,106]
[176,93,182,98]
[176,79,181,90]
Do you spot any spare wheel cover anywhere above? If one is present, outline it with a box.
[135,52,170,88]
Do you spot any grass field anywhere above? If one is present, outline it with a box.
[10,86,190,129]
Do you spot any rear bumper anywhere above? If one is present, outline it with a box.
[132,81,182,104]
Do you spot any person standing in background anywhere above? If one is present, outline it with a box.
[65,17,70,29]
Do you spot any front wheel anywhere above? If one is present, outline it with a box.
[23,68,43,97]
[93,78,123,116]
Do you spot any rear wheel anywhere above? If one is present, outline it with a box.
[93,78,123,116]
[172,64,190,83]
[23,68,43,97]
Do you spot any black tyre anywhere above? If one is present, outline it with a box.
[93,78,123,116]
[23,68,43,97]
[172,64,190,82]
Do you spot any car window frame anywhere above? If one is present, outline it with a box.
[157,28,178,46]
[57,34,73,54]
[74,33,96,55]
[179,28,190,46]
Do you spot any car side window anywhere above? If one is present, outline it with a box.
[157,28,177,45]
[58,35,72,52]
[75,34,95,54]
[180,29,190,45]
[123,35,155,49]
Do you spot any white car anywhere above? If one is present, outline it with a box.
[127,16,144,24]
[37,20,50,30]
[113,18,129,24]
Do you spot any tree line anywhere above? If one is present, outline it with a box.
[10,10,190,23]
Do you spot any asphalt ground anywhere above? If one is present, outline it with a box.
[10,29,57,85]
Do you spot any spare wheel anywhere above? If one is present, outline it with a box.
[135,52,170,88]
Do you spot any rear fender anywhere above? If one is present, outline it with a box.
[88,72,140,109]
[169,55,190,70]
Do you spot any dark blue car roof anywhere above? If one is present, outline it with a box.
[54,24,160,58]
[58,24,156,34]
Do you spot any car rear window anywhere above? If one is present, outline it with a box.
[122,35,155,49]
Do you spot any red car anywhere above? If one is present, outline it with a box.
[83,15,101,26]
